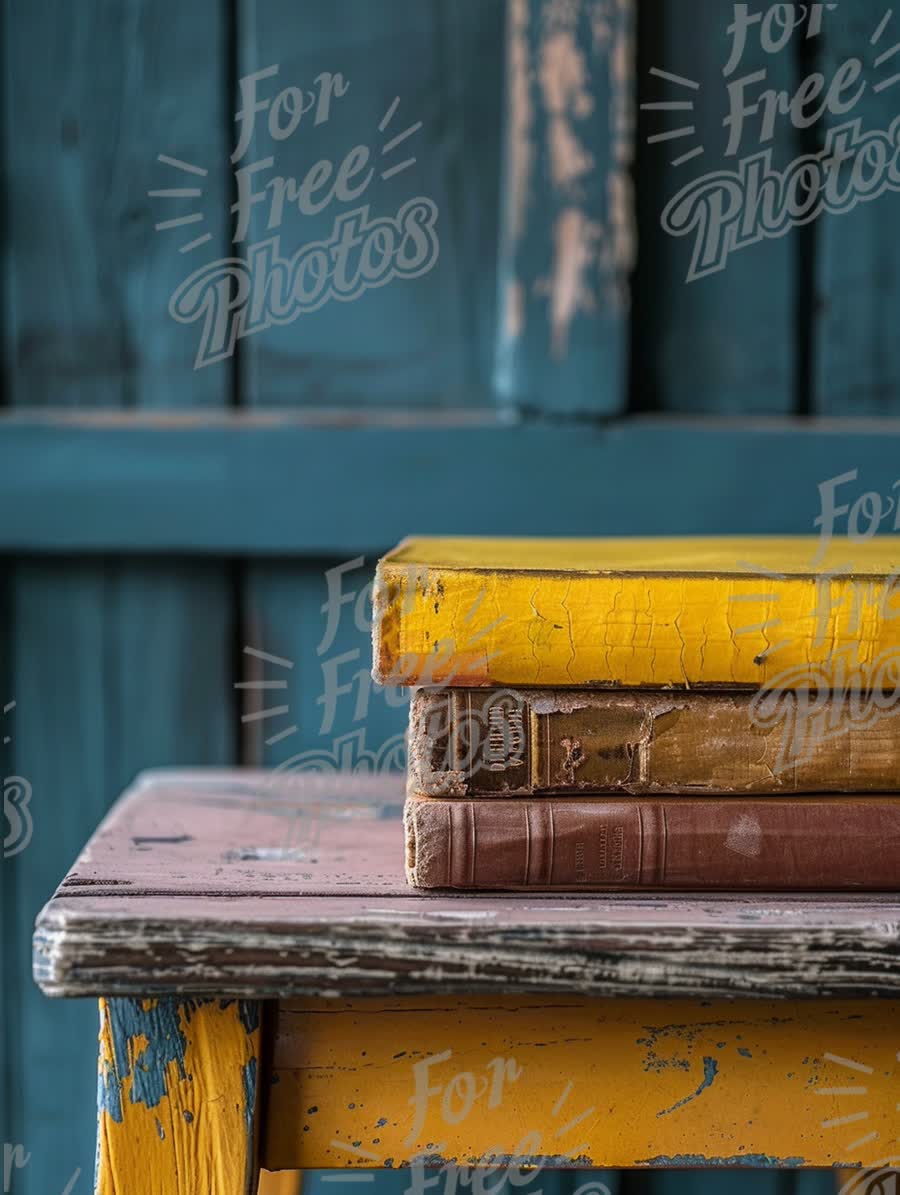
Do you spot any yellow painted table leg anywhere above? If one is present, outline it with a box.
[264,996,900,1173]
[96,997,262,1195]
[258,1173,302,1195]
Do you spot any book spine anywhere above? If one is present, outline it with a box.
[404,796,900,890]
[373,557,900,689]
[408,688,900,796]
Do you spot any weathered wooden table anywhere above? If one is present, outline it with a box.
[33,770,900,1194]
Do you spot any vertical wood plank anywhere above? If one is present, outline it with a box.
[632,0,800,413]
[6,1,229,406]
[495,0,636,415]
[241,559,406,771]
[236,0,505,407]
[96,997,261,1195]
[813,0,900,414]
[10,561,234,1195]
[4,2,235,1192]
[0,573,18,1176]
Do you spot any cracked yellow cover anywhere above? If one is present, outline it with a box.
[372,536,900,689]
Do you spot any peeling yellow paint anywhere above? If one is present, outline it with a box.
[265,996,900,1171]
[258,1172,302,1195]
[373,536,900,688]
[96,999,261,1195]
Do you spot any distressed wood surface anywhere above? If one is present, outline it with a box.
[494,0,636,414]
[96,996,261,1195]
[258,1173,302,1195]
[814,0,900,415]
[264,995,900,1171]
[33,769,900,999]
[632,0,800,413]
[6,413,900,552]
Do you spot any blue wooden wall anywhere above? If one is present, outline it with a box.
[3,1,900,1194]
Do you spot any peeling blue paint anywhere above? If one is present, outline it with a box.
[637,1154,806,1168]
[242,1056,258,1135]
[219,999,260,1036]
[98,1058,122,1126]
[99,998,195,1123]
[656,1055,719,1117]
[99,997,260,1127]
[738,1047,752,1058]
[130,1002,190,1111]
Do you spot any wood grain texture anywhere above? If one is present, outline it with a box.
[494,0,635,414]
[236,0,504,407]
[32,770,900,999]
[632,0,799,413]
[96,996,261,1195]
[6,414,900,552]
[814,0,900,415]
[265,995,899,1170]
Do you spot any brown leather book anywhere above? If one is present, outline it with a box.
[404,795,900,890]
[408,687,900,796]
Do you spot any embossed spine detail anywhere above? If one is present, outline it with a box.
[403,796,900,891]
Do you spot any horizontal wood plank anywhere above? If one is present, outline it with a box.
[33,770,900,999]
[264,995,900,1170]
[5,413,900,552]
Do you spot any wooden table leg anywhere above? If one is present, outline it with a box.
[95,997,262,1195]
[258,1174,302,1195]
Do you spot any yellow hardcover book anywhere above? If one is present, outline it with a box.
[372,536,900,689]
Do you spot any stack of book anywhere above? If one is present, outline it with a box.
[373,537,900,891]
